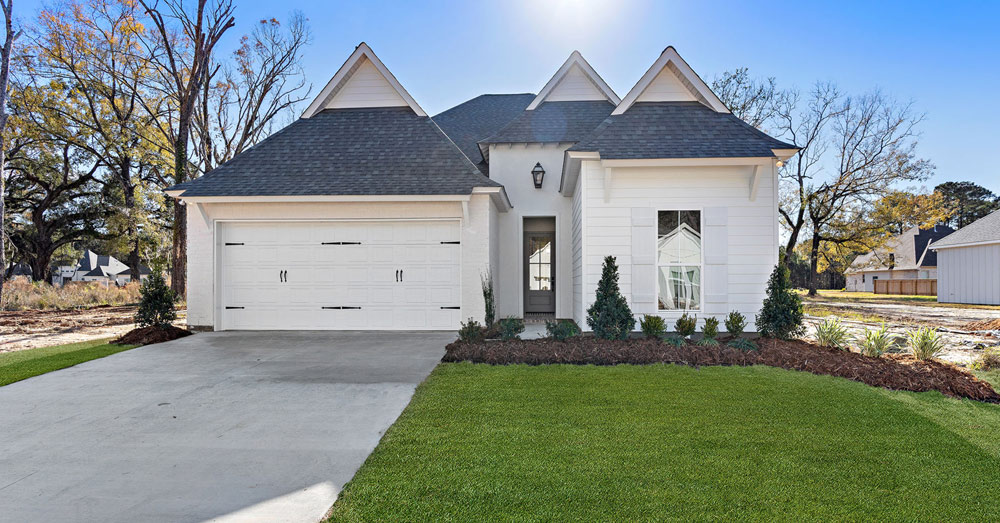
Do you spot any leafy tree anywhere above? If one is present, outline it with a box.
[135,270,176,328]
[756,263,804,340]
[870,190,952,236]
[934,181,999,228]
[586,256,635,340]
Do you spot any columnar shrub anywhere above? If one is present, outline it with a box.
[755,264,804,340]
[546,319,580,341]
[674,313,697,338]
[724,311,747,337]
[480,270,496,328]
[586,256,635,340]
[497,317,525,340]
[814,318,849,350]
[640,315,666,338]
[135,272,176,329]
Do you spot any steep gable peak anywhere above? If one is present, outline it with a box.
[527,50,620,110]
[302,42,426,118]
[613,46,728,115]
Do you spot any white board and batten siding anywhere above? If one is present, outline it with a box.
[576,160,779,329]
[937,244,1000,305]
[327,58,407,110]
[545,64,610,102]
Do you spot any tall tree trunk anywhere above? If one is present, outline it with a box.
[783,206,805,263]
[170,116,190,299]
[807,233,821,296]
[119,157,142,281]
[0,0,16,306]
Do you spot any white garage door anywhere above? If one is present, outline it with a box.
[219,220,461,330]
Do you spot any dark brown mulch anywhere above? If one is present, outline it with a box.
[113,325,191,346]
[444,337,1000,403]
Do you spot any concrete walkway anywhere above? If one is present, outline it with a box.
[0,331,450,522]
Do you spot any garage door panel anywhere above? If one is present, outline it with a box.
[220,220,460,330]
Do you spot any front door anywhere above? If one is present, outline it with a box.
[524,232,555,313]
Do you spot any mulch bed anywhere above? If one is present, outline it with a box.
[444,337,1000,403]
[113,325,191,346]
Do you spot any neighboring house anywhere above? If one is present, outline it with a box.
[53,250,152,286]
[844,225,954,292]
[167,43,797,331]
[931,209,1000,305]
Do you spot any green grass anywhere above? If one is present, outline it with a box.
[0,339,138,387]
[977,370,1000,389]
[803,304,890,324]
[328,363,1000,521]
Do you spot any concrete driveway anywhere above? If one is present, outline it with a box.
[0,331,450,522]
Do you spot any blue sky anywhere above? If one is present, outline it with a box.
[18,0,1000,192]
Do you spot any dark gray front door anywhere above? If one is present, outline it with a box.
[524,232,555,313]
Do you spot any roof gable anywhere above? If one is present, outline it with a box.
[932,209,1000,249]
[614,46,728,115]
[526,51,619,110]
[302,43,426,118]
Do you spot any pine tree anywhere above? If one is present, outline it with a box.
[755,263,804,339]
[135,272,177,329]
[586,256,635,340]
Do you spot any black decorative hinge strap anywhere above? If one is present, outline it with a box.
[224,242,244,246]
[321,241,362,245]
[440,306,460,309]
[440,241,460,244]
[322,306,363,310]
[225,306,244,309]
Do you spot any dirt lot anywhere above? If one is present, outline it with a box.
[1,305,186,353]
[802,297,1000,366]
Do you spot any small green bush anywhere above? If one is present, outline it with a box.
[724,311,747,337]
[459,318,486,343]
[134,272,176,329]
[755,263,804,340]
[496,317,525,340]
[696,337,720,347]
[661,334,685,347]
[675,313,697,338]
[728,337,758,351]
[814,317,849,350]
[907,327,945,360]
[546,319,580,342]
[640,315,666,338]
[586,256,635,340]
[859,324,897,357]
[971,348,1000,371]
[702,317,720,340]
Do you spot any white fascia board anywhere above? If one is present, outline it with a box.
[613,46,728,115]
[772,148,799,160]
[472,186,513,212]
[174,194,472,204]
[559,150,600,195]
[527,50,620,110]
[600,157,773,168]
[931,239,1000,250]
[301,42,427,118]
[164,189,185,198]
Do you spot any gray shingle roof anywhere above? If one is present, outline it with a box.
[169,107,499,197]
[932,209,1000,248]
[433,94,535,172]
[479,100,616,145]
[568,101,797,159]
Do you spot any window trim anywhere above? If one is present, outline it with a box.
[655,208,704,312]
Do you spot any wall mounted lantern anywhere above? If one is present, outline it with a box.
[531,162,545,189]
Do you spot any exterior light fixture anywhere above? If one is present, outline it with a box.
[531,162,545,188]
[776,160,785,168]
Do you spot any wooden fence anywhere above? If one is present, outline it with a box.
[874,279,936,296]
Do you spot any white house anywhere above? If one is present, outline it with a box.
[167,43,797,331]
[931,209,1000,305]
[844,224,953,292]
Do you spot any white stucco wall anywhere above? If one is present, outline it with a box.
[184,197,493,329]
[576,160,780,331]
[937,244,1000,305]
[487,143,575,318]
[845,269,921,292]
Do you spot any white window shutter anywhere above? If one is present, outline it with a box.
[702,207,729,315]
[630,208,656,313]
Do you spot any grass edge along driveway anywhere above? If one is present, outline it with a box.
[327,362,1000,521]
[0,339,138,387]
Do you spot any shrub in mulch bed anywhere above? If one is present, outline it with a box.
[113,325,191,346]
[443,337,1000,403]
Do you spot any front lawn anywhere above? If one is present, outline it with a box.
[328,363,1000,521]
[0,339,138,387]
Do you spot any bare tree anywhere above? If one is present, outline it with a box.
[711,68,779,129]
[0,0,20,303]
[193,13,310,172]
[773,83,843,257]
[802,91,933,294]
[139,0,235,297]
